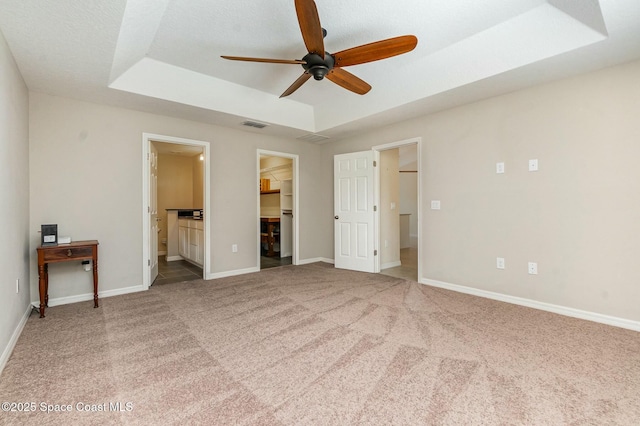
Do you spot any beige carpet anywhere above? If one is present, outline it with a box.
[1,263,639,425]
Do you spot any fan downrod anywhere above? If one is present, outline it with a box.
[221,0,418,98]
[301,52,334,80]
[301,29,331,80]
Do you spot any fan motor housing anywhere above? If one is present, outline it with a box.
[302,52,335,80]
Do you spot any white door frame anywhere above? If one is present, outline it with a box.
[372,137,422,281]
[142,133,211,289]
[256,149,300,268]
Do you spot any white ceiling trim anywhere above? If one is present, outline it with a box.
[109,0,172,83]
[108,1,607,133]
[110,57,316,131]
[1,0,638,140]
[549,0,608,35]
[311,2,609,132]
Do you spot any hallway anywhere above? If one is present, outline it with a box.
[380,247,417,281]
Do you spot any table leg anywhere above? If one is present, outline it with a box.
[38,264,46,318]
[93,258,99,308]
[44,264,49,307]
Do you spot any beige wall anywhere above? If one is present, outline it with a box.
[158,154,194,208]
[319,59,640,322]
[380,149,400,267]
[399,172,418,246]
[260,193,280,217]
[0,30,30,368]
[28,92,326,303]
[156,152,197,253]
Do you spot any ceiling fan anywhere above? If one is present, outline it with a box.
[221,0,418,98]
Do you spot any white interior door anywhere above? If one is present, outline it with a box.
[334,151,379,272]
[149,143,159,284]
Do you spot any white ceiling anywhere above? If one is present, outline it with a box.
[1,0,639,142]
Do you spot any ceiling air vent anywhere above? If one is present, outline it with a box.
[241,120,269,129]
[297,133,330,144]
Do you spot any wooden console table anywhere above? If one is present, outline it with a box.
[36,240,99,318]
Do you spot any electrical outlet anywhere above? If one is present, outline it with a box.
[528,262,538,274]
[496,162,505,174]
[528,159,539,172]
[232,244,238,253]
[496,257,505,270]
[16,278,19,294]
[431,200,441,210]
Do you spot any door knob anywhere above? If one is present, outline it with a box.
[334,216,339,220]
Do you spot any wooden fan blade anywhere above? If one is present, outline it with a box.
[333,35,417,67]
[280,72,312,98]
[326,68,371,95]
[295,0,324,57]
[221,56,306,65]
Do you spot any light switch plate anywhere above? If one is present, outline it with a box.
[496,257,505,269]
[431,200,441,210]
[528,262,538,274]
[528,159,539,172]
[496,162,505,174]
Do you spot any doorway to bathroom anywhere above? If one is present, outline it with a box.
[142,133,210,288]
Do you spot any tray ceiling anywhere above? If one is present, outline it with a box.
[1,0,639,142]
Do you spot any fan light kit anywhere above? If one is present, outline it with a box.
[222,0,418,98]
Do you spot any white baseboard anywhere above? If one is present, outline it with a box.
[0,304,33,375]
[381,261,402,270]
[206,266,260,280]
[166,255,183,262]
[421,278,640,332]
[204,259,336,280]
[297,257,334,265]
[31,285,146,309]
